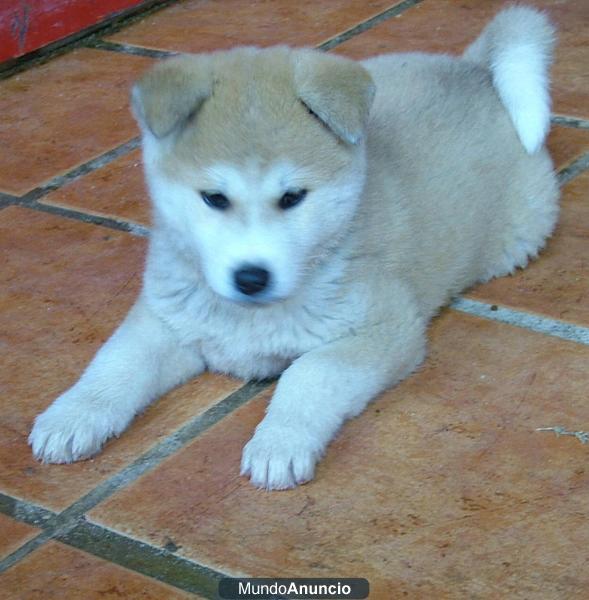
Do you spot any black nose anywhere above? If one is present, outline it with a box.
[234,265,270,296]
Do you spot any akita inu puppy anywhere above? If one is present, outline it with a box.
[30,6,558,490]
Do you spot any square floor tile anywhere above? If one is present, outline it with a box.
[0,541,196,599]
[107,0,399,51]
[335,0,589,120]
[0,207,241,511]
[468,169,589,326]
[88,311,589,597]
[0,49,152,196]
[377,492,588,598]
[39,149,150,226]
[0,514,39,561]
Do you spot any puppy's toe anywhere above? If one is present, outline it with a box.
[240,423,322,490]
[29,395,117,464]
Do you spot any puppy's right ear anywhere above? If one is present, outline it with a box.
[131,55,213,138]
[294,50,375,145]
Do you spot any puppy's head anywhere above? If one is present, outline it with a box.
[133,47,375,304]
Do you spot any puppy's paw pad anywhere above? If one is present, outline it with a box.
[29,397,118,464]
[240,424,322,490]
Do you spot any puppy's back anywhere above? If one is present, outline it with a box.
[357,49,557,316]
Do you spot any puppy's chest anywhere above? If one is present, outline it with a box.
[199,303,347,379]
[153,288,359,380]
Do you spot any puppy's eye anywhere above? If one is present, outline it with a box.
[200,191,230,211]
[278,189,307,210]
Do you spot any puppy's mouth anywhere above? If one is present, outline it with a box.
[227,290,288,307]
[212,282,290,306]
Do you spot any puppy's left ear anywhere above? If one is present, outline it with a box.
[294,51,375,144]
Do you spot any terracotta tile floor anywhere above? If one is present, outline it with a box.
[0,50,153,197]
[1,1,588,598]
[0,515,38,562]
[0,542,198,599]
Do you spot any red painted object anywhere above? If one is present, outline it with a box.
[0,0,148,63]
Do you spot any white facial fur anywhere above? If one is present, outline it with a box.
[143,135,365,304]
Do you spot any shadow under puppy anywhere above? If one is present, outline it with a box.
[30,6,559,490]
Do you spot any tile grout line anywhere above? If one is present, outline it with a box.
[450,298,589,345]
[0,494,83,576]
[0,135,141,210]
[0,530,61,576]
[85,39,178,59]
[11,198,150,237]
[318,0,424,50]
[25,137,142,200]
[58,520,225,598]
[557,150,589,186]
[551,115,589,130]
[0,493,55,528]
[0,380,270,584]
[0,498,225,598]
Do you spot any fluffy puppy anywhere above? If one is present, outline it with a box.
[30,6,558,490]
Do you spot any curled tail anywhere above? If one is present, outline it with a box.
[464,5,556,154]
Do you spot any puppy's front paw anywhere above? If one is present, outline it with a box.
[240,422,323,490]
[29,390,121,464]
